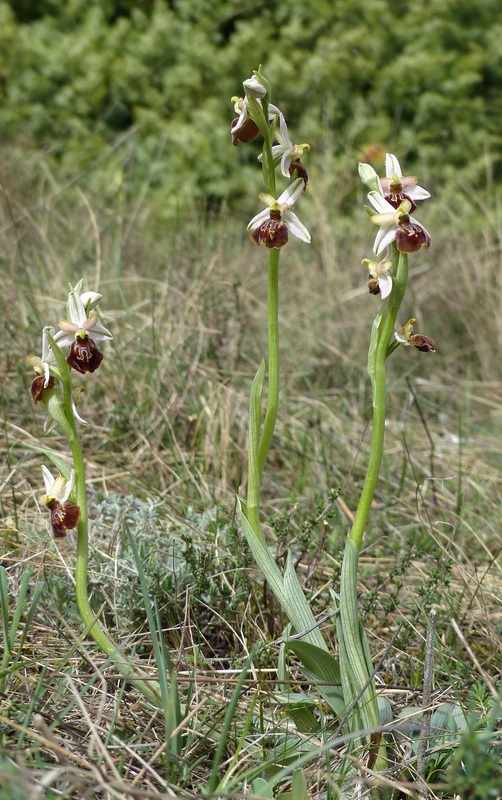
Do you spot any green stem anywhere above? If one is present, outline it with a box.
[349,246,408,548]
[257,248,280,479]
[338,248,408,764]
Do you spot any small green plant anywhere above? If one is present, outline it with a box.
[0,565,43,694]
[25,281,164,707]
[230,67,444,784]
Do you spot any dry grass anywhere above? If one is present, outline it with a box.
[0,144,501,798]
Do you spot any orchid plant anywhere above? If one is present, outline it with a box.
[336,154,436,761]
[232,69,438,773]
[231,70,326,644]
[27,281,162,707]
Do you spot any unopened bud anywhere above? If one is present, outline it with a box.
[358,162,380,192]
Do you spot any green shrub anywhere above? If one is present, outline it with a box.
[2,0,501,214]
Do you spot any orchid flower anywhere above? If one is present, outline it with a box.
[367,193,431,255]
[55,286,112,374]
[248,178,311,248]
[395,319,437,352]
[40,466,80,538]
[231,95,280,146]
[259,112,310,181]
[26,326,58,402]
[379,153,431,209]
[361,258,393,299]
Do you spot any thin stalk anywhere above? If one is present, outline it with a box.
[349,247,408,549]
[257,248,280,479]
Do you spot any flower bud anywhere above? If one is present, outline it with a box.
[243,72,271,98]
[358,162,380,192]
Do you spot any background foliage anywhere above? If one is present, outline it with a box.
[2,0,502,216]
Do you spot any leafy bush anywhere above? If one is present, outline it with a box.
[1,0,501,215]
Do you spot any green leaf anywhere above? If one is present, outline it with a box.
[291,768,309,800]
[238,498,289,610]
[431,702,469,743]
[40,450,72,481]
[287,640,345,717]
[283,554,327,650]
[252,778,274,799]
[275,692,322,733]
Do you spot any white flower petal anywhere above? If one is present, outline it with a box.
[89,322,113,341]
[41,465,54,494]
[42,361,52,387]
[247,209,269,231]
[379,274,393,299]
[80,291,102,312]
[53,330,74,347]
[367,191,395,214]
[41,326,56,360]
[280,150,293,178]
[67,291,87,327]
[374,226,397,255]
[407,185,431,200]
[279,177,304,207]
[284,210,311,243]
[277,112,290,144]
[72,402,88,426]
[61,470,75,502]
